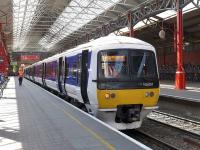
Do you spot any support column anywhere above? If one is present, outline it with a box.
[174,23,177,52]
[128,13,134,37]
[175,0,185,89]
[0,23,9,76]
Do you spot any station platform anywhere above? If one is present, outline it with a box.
[0,77,150,150]
[160,81,200,102]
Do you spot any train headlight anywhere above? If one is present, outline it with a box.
[105,93,116,99]
[110,93,116,98]
[105,93,110,99]
[145,91,154,97]
[150,92,154,97]
[145,92,150,97]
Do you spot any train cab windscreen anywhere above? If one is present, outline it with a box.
[98,49,159,89]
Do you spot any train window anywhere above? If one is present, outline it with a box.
[77,55,81,85]
[99,51,128,80]
[98,49,159,89]
[68,63,77,79]
[46,63,51,78]
[39,66,42,77]
[52,62,57,79]
[46,61,57,80]
[129,51,157,79]
[72,63,77,79]
[35,65,42,77]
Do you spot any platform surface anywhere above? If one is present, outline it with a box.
[160,81,200,102]
[0,77,150,150]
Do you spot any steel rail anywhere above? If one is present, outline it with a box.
[147,110,200,136]
[124,129,179,150]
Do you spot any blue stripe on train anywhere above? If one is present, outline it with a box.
[65,51,92,87]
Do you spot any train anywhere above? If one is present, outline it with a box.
[24,36,160,130]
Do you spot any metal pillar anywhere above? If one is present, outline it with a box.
[128,13,134,37]
[174,23,177,52]
[175,0,185,89]
[0,23,9,76]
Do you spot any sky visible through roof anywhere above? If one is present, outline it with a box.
[13,0,40,50]
[38,0,121,49]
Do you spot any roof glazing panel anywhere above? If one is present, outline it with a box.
[156,1,200,20]
[39,0,121,49]
[13,0,41,51]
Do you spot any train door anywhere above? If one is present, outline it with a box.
[63,57,67,94]
[33,66,36,82]
[42,63,46,86]
[61,58,66,94]
[80,50,90,104]
[57,57,63,93]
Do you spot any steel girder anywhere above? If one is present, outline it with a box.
[63,0,198,49]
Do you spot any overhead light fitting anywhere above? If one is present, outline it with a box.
[4,26,11,35]
[159,29,165,39]
[159,21,165,39]
[184,42,190,46]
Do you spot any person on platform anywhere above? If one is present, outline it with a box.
[18,67,24,86]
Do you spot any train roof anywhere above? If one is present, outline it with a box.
[77,36,153,49]
[59,36,154,56]
[25,36,154,68]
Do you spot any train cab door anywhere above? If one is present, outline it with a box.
[57,57,63,93]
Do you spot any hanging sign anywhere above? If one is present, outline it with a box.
[21,55,40,61]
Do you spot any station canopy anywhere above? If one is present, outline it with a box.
[1,0,199,54]
[12,0,147,52]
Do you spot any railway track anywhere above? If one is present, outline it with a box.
[124,129,179,150]
[124,111,200,150]
[147,110,200,136]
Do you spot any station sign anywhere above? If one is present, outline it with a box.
[21,55,40,61]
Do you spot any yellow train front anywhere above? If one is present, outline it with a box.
[96,87,159,129]
[88,37,160,130]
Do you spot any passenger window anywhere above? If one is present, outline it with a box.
[77,55,81,85]
[72,63,77,79]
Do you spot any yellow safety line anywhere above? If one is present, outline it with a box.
[49,100,116,150]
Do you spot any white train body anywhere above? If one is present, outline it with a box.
[25,36,160,129]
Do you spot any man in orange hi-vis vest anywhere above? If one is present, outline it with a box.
[18,67,24,86]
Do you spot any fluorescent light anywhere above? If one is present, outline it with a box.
[156,10,176,19]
